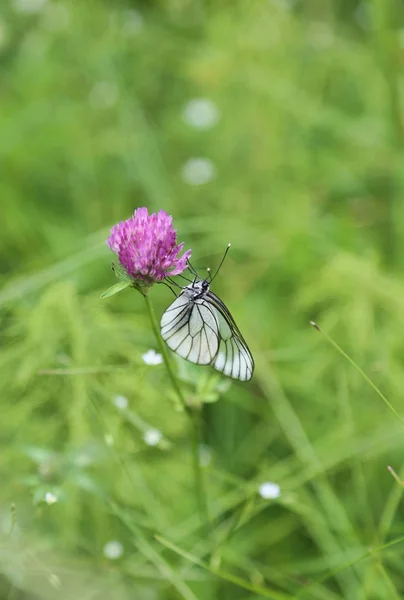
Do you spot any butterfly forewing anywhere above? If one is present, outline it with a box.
[161,293,219,365]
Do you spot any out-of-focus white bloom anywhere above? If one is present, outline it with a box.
[143,428,162,446]
[45,492,58,505]
[89,81,119,109]
[103,540,124,560]
[114,395,128,410]
[142,349,163,366]
[13,0,48,13]
[182,98,220,130]
[258,482,281,500]
[181,158,216,186]
[122,9,143,36]
[199,444,212,468]
[42,4,70,30]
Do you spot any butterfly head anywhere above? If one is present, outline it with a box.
[183,278,210,300]
[200,279,210,293]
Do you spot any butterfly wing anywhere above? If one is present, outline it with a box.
[160,293,220,364]
[160,289,254,381]
[205,291,254,382]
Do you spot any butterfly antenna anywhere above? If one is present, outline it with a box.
[186,258,199,278]
[159,280,179,297]
[210,243,231,282]
[174,272,194,284]
[166,276,183,289]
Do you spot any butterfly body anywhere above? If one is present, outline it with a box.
[182,279,210,300]
[160,278,254,381]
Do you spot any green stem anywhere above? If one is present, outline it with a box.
[310,321,404,429]
[143,293,210,529]
[387,465,404,487]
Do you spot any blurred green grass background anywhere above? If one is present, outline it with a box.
[2,0,404,598]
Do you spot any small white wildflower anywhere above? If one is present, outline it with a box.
[42,4,70,30]
[45,492,58,505]
[143,428,162,446]
[142,349,163,366]
[89,81,119,109]
[258,482,281,500]
[13,0,48,13]
[114,395,128,410]
[181,158,216,186]
[182,98,220,130]
[122,9,143,36]
[103,540,124,560]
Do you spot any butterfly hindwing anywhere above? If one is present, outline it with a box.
[205,292,254,381]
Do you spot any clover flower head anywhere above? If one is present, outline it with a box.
[107,207,191,288]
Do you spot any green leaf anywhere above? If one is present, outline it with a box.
[155,535,292,600]
[100,281,131,299]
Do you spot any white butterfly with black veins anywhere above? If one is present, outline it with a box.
[160,246,254,381]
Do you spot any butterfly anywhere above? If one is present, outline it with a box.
[160,246,254,381]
